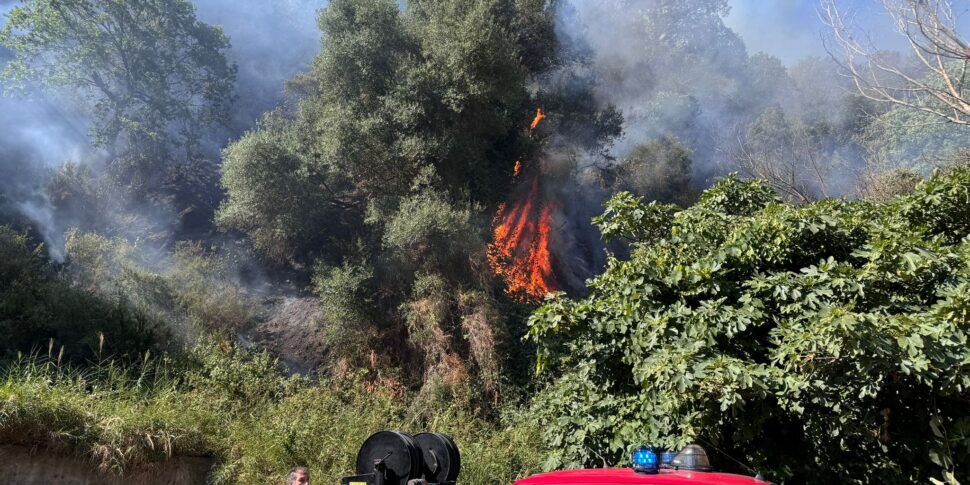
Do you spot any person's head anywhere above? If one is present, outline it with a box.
[287,467,309,485]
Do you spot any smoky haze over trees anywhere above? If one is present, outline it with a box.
[1,0,236,158]
[0,0,323,255]
[1,0,970,483]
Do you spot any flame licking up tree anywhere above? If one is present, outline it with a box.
[530,107,545,130]
[486,108,559,303]
[486,173,559,302]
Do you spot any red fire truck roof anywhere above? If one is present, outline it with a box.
[513,468,771,485]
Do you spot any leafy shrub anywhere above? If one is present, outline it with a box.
[45,162,105,233]
[312,261,379,369]
[63,230,258,346]
[615,137,694,205]
[0,226,161,361]
[382,186,482,267]
[528,168,970,484]
[216,114,341,265]
[593,192,677,244]
[168,242,258,334]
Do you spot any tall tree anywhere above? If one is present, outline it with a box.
[220,0,561,254]
[0,0,236,157]
[218,0,561,399]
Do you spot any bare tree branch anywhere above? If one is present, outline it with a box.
[729,106,846,204]
[822,0,970,125]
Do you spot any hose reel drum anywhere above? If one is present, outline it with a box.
[342,431,460,485]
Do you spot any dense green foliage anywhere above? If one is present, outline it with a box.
[0,223,546,483]
[0,223,260,361]
[529,169,970,483]
[218,0,553,260]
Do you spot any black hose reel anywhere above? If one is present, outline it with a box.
[341,431,461,485]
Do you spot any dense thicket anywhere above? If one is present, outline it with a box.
[528,168,970,483]
[217,0,563,400]
[0,227,161,361]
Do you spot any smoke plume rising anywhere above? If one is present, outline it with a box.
[521,0,935,295]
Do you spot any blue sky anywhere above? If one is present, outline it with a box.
[726,0,970,65]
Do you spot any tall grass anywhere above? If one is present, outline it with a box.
[0,351,215,475]
[0,341,546,484]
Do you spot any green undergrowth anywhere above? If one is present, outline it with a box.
[0,341,545,484]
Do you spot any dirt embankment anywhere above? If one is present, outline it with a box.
[0,446,214,484]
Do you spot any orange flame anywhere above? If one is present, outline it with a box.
[513,160,522,177]
[530,108,545,130]
[487,172,558,303]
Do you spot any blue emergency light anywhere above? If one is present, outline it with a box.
[631,446,659,474]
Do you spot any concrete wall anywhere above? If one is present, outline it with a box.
[0,446,215,484]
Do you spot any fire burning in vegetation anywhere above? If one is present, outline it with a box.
[530,107,545,130]
[486,109,558,303]
[486,172,559,302]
